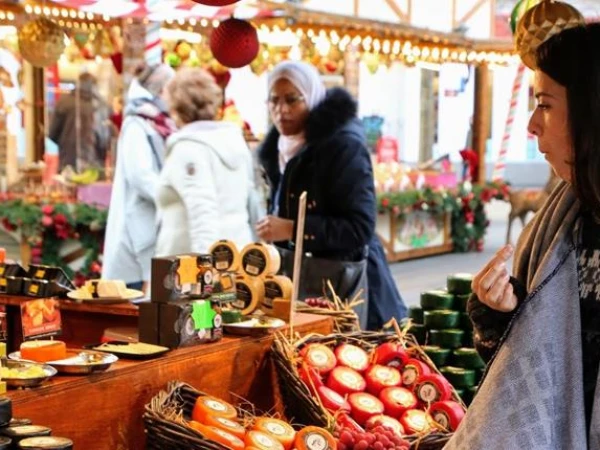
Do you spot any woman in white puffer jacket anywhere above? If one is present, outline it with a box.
[155,67,263,257]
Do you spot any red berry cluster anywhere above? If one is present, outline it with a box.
[337,425,410,450]
[305,297,333,309]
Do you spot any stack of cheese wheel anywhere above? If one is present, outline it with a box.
[240,243,281,279]
[261,275,293,314]
[405,273,485,406]
[210,240,242,273]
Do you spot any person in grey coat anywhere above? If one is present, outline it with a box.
[446,21,600,449]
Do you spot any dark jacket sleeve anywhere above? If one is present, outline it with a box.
[468,276,528,362]
[299,132,376,254]
[48,100,66,145]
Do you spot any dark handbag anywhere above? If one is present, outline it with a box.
[277,247,369,329]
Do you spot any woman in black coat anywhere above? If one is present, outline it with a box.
[257,60,406,329]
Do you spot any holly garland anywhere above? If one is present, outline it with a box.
[0,200,107,284]
[377,181,510,253]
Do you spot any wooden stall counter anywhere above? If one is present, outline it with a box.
[6,312,333,450]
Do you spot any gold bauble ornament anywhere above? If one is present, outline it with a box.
[515,0,585,69]
[18,18,66,67]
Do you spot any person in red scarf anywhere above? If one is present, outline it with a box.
[103,63,176,292]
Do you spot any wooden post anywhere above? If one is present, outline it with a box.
[473,64,492,184]
[24,62,45,163]
[344,46,360,99]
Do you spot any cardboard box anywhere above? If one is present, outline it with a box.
[138,301,160,345]
[151,254,215,304]
[158,300,222,349]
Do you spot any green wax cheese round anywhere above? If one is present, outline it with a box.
[408,323,427,345]
[408,305,424,323]
[440,366,477,388]
[423,345,451,367]
[453,294,471,312]
[429,329,465,349]
[421,290,454,310]
[447,273,473,295]
[424,310,460,330]
[452,348,485,369]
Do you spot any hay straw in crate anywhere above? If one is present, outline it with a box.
[296,280,362,334]
[271,323,466,450]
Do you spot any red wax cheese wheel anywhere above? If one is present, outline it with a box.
[348,392,385,425]
[400,410,432,435]
[294,426,336,450]
[373,342,409,369]
[336,412,365,433]
[20,340,67,363]
[366,415,405,436]
[365,365,401,396]
[301,344,337,374]
[245,430,285,450]
[317,386,351,413]
[327,366,366,395]
[401,359,431,387]
[299,364,324,394]
[430,401,466,432]
[189,421,245,450]
[202,415,246,439]
[415,374,452,404]
[379,387,418,417]
[335,344,370,372]
[254,418,296,450]
[192,396,237,423]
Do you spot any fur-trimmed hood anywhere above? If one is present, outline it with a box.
[259,87,361,161]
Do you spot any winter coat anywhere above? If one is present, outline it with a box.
[155,121,262,257]
[102,81,166,284]
[259,87,406,328]
[49,89,111,170]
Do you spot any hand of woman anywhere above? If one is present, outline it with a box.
[256,216,294,242]
[472,244,518,313]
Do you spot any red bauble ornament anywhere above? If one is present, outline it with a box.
[210,18,259,68]
[191,0,239,5]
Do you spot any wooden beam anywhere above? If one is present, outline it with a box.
[407,0,413,22]
[473,64,492,184]
[457,0,488,27]
[489,0,497,38]
[384,0,408,22]
[452,0,458,29]
[353,0,359,16]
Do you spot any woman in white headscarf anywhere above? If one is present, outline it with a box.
[103,63,176,291]
[257,61,407,329]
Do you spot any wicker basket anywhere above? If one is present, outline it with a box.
[144,381,241,450]
[271,330,465,450]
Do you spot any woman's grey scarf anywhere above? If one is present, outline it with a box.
[444,181,599,449]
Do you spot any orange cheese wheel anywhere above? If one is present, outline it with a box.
[245,430,285,450]
[294,426,336,450]
[189,421,245,450]
[203,415,246,440]
[192,396,238,424]
[20,340,66,363]
[253,418,296,450]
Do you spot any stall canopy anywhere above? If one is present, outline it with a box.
[46,0,278,21]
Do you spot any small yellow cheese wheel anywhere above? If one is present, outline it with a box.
[210,240,241,272]
[262,276,293,313]
[240,243,281,278]
[234,274,265,315]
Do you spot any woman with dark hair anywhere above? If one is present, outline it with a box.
[445,19,600,449]
[257,60,406,329]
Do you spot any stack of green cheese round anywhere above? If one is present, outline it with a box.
[424,310,460,329]
[447,273,474,296]
[422,345,451,367]
[440,366,476,388]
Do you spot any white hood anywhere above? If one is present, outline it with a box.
[166,121,247,170]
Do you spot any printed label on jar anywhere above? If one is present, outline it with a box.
[432,411,450,428]
[418,382,440,403]
[213,245,235,271]
[402,366,418,386]
[265,422,286,436]
[243,249,267,276]
[304,433,328,450]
